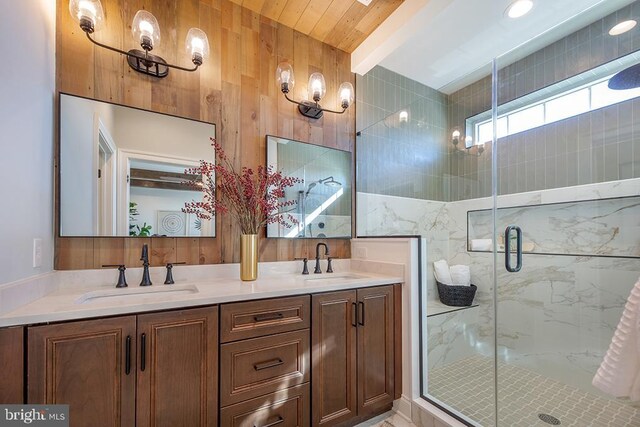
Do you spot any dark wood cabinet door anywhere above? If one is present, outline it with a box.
[137,306,218,427]
[357,286,395,417]
[311,290,357,426]
[28,316,136,427]
[0,326,24,404]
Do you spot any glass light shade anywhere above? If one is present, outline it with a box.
[132,10,160,50]
[185,28,209,65]
[452,129,461,139]
[338,82,354,109]
[276,62,295,93]
[399,110,409,123]
[308,73,326,102]
[69,0,104,32]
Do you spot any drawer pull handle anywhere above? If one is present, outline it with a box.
[254,358,284,371]
[254,312,284,322]
[256,416,284,427]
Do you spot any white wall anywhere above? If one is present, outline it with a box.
[113,107,214,161]
[0,0,56,285]
[59,95,116,235]
[130,186,204,236]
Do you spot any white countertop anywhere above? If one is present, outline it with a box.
[0,259,404,327]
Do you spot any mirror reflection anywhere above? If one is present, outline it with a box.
[266,136,352,238]
[59,94,216,237]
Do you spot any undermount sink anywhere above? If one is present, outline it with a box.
[76,284,199,304]
[304,273,367,282]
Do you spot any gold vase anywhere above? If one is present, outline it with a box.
[240,234,259,281]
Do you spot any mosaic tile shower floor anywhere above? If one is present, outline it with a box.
[428,356,640,427]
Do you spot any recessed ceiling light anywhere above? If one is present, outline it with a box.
[609,20,637,36]
[506,0,534,19]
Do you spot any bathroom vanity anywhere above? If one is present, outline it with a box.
[0,265,402,427]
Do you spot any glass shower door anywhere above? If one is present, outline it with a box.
[492,2,640,425]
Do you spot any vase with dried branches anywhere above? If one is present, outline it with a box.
[184,138,301,280]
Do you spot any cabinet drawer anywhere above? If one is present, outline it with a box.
[220,296,310,343]
[220,329,310,407]
[220,383,309,427]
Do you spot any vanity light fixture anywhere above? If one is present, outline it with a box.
[69,0,210,78]
[452,129,461,144]
[276,62,354,119]
[452,129,484,155]
[505,0,533,19]
[609,20,637,36]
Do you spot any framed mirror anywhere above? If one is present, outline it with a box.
[266,135,352,239]
[59,93,216,237]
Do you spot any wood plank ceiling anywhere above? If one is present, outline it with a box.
[229,0,404,53]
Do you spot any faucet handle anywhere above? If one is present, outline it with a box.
[326,257,334,274]
[102,264,128,288]
[140,244,149,262]
[164,262,186,285]
[295,258,309,275]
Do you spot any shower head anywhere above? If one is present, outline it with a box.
[305,182,317,197]
[320,176,342,187]
[609,63,640,90]
[304,176,342,197]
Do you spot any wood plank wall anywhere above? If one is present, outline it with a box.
[55,0,355,269]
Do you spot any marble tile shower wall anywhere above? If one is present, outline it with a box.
[356,66,450,201]
[358,178,640,396]
[448,1,640,201]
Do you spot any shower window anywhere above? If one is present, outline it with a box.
[471,62,640,145]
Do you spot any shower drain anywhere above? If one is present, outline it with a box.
[538,413,561,425]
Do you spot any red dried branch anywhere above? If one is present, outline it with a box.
[183,138,302,234]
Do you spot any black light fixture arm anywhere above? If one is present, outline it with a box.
[283,92,347,115]
[85,32,200,73]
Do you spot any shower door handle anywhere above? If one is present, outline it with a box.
[504,225,522,273]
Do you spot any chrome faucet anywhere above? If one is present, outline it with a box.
[140,244,152,286]
[314,243,329,274]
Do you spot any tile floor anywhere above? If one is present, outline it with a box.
[428,356,640,427]
[356,412,418,427]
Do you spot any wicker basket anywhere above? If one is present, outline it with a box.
[436,281,477,307]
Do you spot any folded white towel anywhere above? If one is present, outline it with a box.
[470,239,493,251]
[592,276,640,401]
[433,260,453,284]
[450,265,471,286]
